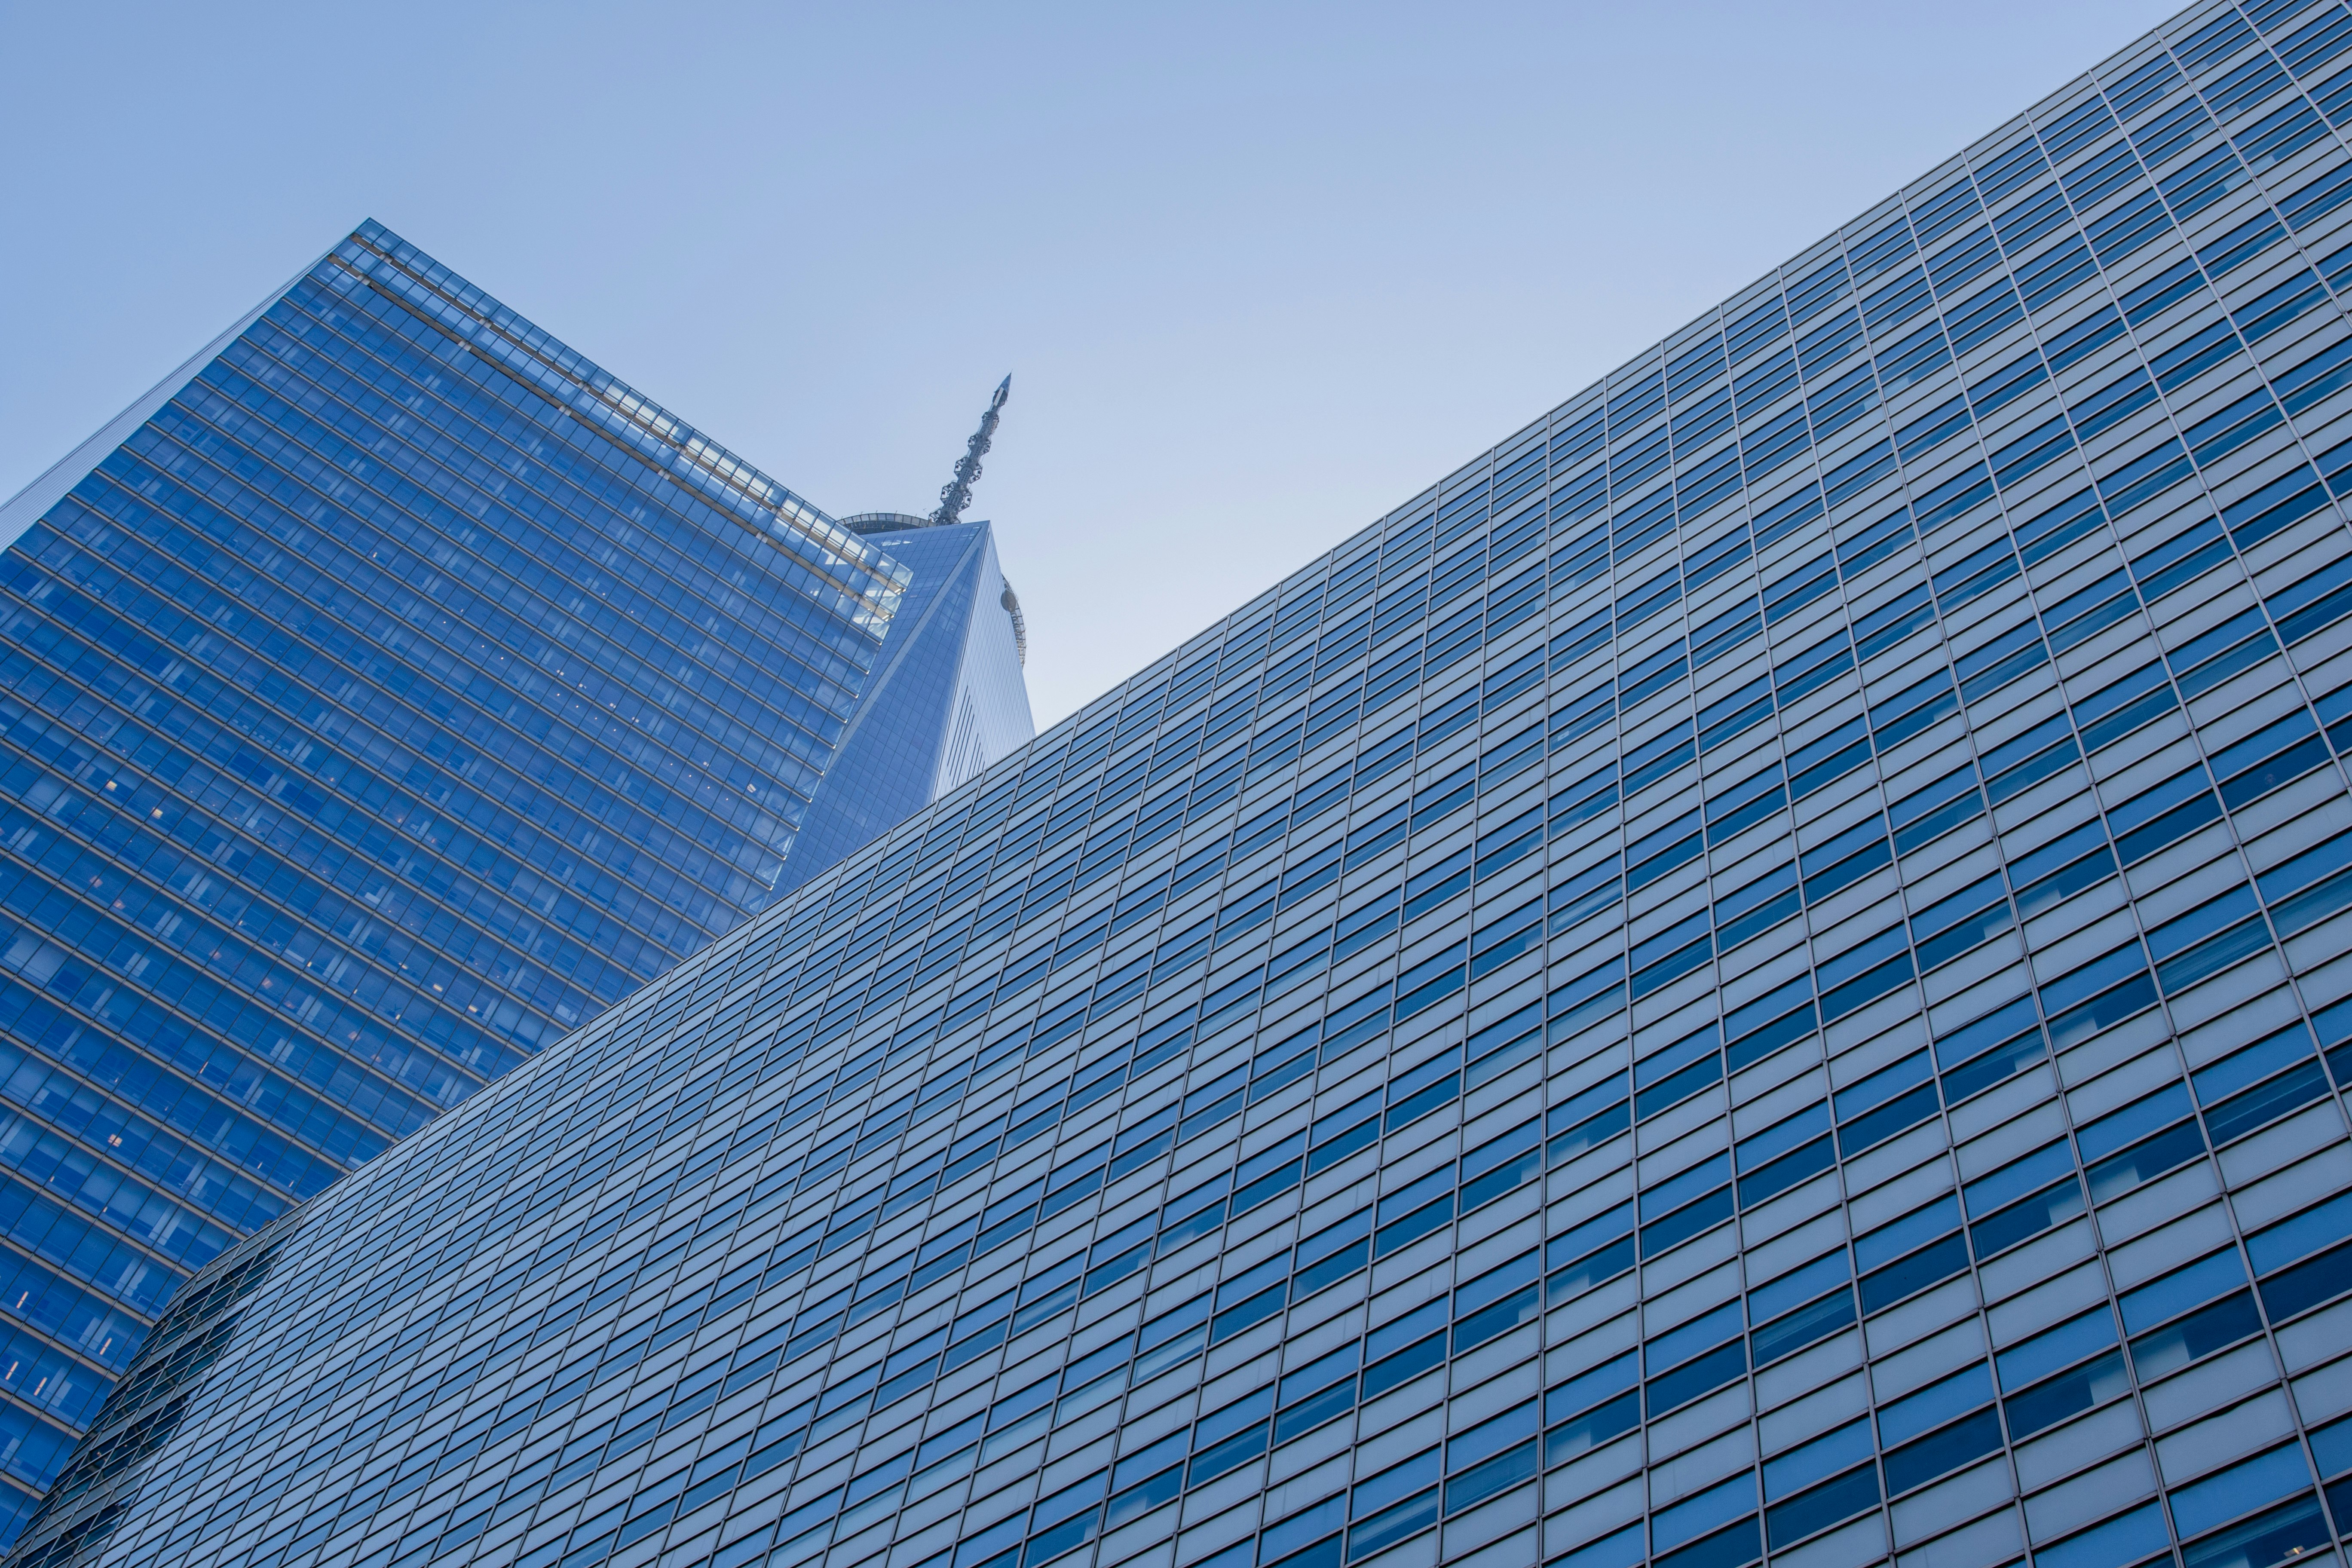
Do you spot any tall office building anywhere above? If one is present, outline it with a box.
[0,224,1030,1541]
[35,3,2352,1568]
[781,511,1034,899]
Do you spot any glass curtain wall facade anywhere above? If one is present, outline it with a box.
[0,223,964,1540]
[781,518,1035,898]
[34,5,2352,1568]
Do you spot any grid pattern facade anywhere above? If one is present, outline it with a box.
[36,6,2352,1568]
[0,225,920,1540]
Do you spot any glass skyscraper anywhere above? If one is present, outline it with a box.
[0,223,1029,1542]
[783,514,1035,900]
[35,3,2352,1568]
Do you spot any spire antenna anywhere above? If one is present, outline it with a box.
[930,374,1011,527]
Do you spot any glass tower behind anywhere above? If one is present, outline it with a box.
[0,222,1026,1541]
[784,516,1035,899]
[29,5,2352,1568]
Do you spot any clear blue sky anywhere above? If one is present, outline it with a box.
[1,0,2182,726]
